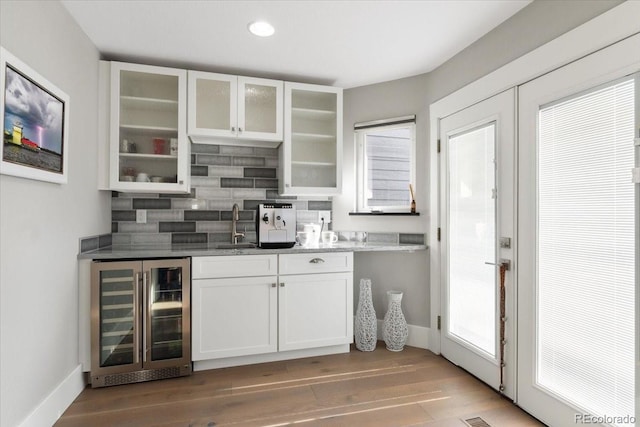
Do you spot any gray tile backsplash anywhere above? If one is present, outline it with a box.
[111,143,331,245]
[79,233,113,253]
[107,143,426,249]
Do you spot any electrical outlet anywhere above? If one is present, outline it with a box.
[318,210,331,224]
[136,209,147,224]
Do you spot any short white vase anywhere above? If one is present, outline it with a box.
[382,291,408,352]
[355,278,377,351]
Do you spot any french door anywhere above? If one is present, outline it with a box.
[518,34,639,426]
[439,89,516,398]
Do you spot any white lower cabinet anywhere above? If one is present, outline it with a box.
[192,254,277,361]
[191,252,353,364]
[192,276,278,360]
[278,272,353,352]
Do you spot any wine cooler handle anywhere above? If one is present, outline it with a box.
[134,272,140,365]
[142,271,149,363]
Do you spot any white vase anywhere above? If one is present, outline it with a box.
[382,291,408,351]
[355,279,377,351]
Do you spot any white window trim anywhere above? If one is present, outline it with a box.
[355,118,416,213]
[427,2,640,356]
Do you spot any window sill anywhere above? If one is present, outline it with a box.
[348,211,420,216]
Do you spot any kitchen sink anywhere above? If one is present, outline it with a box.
[215,243,257,249]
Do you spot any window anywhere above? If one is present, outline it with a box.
[355,116,416,212]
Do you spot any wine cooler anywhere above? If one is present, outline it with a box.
[90,258,191,387]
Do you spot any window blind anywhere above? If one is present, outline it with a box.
[537,77,635,423]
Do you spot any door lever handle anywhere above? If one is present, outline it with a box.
[485,259,511,271]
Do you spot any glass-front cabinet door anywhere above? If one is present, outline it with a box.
[187,71,237,138]
[238,76,283,141]
[109,62,189,194]
[187,71,283,144]
[91,261,143,377]
[144,259,191,369]
[280,82,343,196]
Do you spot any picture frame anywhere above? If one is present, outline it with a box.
[1,46,69,184]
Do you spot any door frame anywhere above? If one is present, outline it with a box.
[427,1,639,356]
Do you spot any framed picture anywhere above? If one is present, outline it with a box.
[1,46,69,184]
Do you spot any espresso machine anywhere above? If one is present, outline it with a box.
[256,203,297,248]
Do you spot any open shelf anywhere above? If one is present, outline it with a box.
[121,96,178,112]
[120,124,178,133]
[292,132,335,144]
[292,107,336,120]
[119,153,178,160]
[291,160,336,167]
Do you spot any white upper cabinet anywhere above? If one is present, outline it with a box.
[188,71,283,146]
[103,61,190,193]
[279,82,343,196]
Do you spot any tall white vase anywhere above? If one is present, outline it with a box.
[355,279,377,351]
[382,291,408,351]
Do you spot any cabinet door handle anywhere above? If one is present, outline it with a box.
[239,127,243,133]
[271,283,277,288]
[133,272,140,365]
[142,271,149,363]
[280,283,285,287]
[231,126,235,133]
[309,258,325,264]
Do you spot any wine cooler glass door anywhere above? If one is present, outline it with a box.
[91,261,143,375]
[144,258,191,368]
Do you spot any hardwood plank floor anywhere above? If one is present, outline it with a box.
[56,343,544,427]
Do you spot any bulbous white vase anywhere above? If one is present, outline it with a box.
[382,291,408,351]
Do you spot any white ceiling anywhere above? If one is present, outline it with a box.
[61,0,531,89]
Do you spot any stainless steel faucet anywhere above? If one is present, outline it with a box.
[231,203,245,244]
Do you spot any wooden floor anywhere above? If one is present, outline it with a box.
[56,343,544,427]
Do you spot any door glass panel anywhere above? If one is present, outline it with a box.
[195,78,231,130]
[149,266,184,361]
[244,83,276,133]
[537,78,634,422]
[99,269,135,367]
[448,123,496,356]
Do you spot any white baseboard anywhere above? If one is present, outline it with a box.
[375,319,430,350]
[18,365,85,427]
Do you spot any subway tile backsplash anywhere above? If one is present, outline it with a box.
[111,143,331,246]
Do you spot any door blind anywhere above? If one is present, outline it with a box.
[537,77,635,423]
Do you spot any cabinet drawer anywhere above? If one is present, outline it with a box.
[279,252,353,275]
[193,255,278,279]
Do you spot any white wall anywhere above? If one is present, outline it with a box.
[336,0,621,329]
[0,1,109,426]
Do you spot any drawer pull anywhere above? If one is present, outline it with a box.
[309,258,325,264]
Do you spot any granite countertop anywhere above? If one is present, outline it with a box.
[79,241,427,260]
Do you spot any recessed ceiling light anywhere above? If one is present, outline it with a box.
[248,21,275,37]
